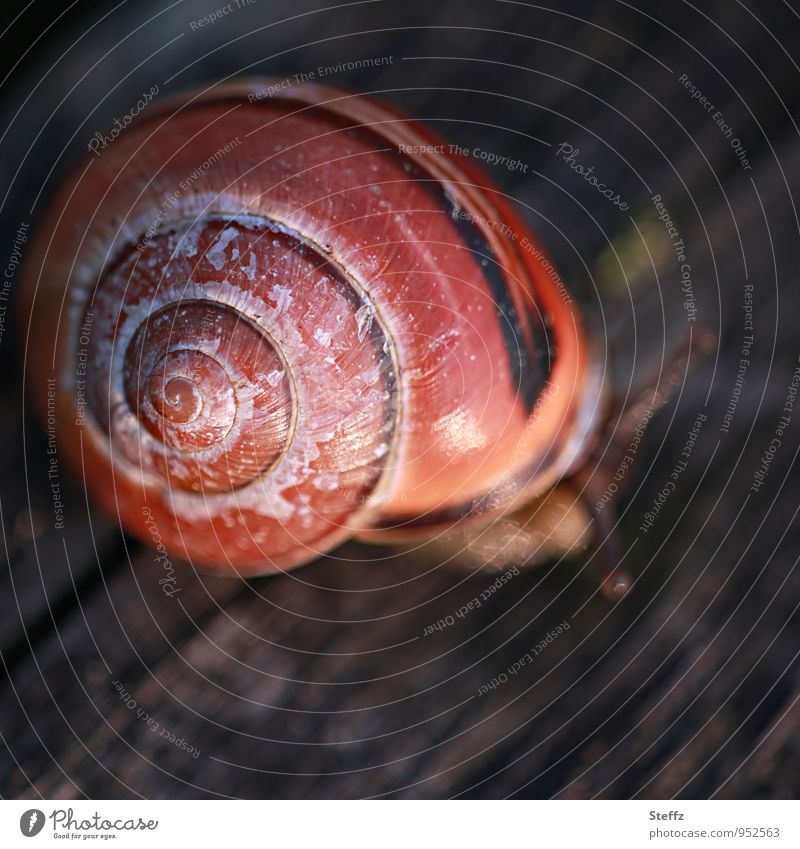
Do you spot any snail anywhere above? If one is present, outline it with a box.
[19,80,703,595]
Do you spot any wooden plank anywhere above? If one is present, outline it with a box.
[1,0,800,800]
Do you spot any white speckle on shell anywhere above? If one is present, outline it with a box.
[312,473,340,492]
[355,303,374,342]
[361,365,381,386]
[206,226,240,271]
[433,408,487,454]
[272,285,293,315]
[314,327,332,347]
[244,251,257,281]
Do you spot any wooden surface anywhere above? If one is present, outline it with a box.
[1,0,799,798]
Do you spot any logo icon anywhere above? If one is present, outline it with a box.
[19,810,45,837]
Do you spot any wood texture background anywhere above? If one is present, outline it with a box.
[1,0,799,798]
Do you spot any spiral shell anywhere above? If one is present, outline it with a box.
[21,80,602,574]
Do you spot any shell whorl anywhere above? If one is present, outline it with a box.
[82,215,398,568]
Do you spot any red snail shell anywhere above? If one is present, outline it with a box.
[20,80,605,577]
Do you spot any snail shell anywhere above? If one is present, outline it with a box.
[21,80,603,575]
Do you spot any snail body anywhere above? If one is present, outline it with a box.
[21,80,605,576]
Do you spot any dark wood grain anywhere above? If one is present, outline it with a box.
[1,0,799,799]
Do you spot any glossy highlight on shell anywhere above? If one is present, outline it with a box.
[21,80,602,576]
